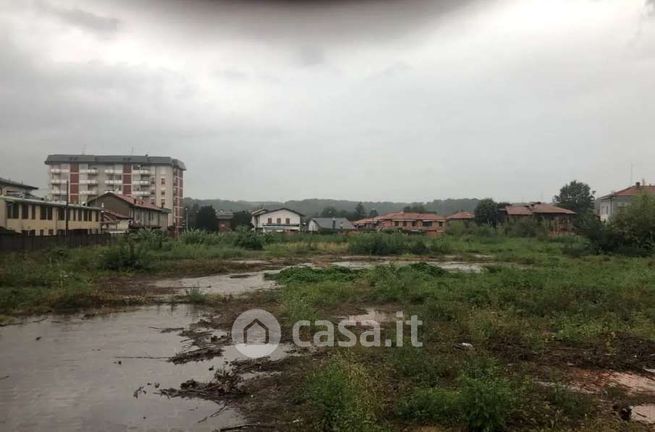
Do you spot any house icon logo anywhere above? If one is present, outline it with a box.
[231,309,281,359]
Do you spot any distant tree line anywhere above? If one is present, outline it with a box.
[184,203,252,232]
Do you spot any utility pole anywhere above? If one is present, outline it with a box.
[65,176,70,236]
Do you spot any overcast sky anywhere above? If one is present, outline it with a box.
[0,0,654,202]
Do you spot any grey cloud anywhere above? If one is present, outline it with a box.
[298,45,325,66]
[37,0,120,34]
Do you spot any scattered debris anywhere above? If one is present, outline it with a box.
[133,386,146,399]
[454,342,474,351]
[35,336,41,341]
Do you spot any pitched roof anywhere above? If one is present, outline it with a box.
[447,211,474,220]
[89,192,170,213]
[251,207,304,217]
[600,184,655,199]
[101,209,131,222]
[504,203,575,216]
[310,218,356,230]
[353,217,375,225]
[377,211,446,221]
[0,177,38,190]
[45,154,186,170]
[530,203,576,215]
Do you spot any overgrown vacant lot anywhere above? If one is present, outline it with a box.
[1,231,654,430]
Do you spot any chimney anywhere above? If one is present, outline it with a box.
[636,182,641,188]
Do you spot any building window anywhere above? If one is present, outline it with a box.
[267,217,272,224]
[47,207,53,220]
[58,208,65,220]
[7,203,19,219]
[276,218,281,224]
[424,221,432,227]
[21,204,29,219]
[40,206,47,220]
[394,221,399,227]
[161,177,165,185]
[31,205,36,219]
[48,229,54,236]
[285,218,290,225]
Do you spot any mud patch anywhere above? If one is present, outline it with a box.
[154,271,278,296]
[632,404,655,424]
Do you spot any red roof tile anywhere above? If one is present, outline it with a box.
[604,184,655,198]
[504,203,575,216]
[377,211,446,221]
[447,211,474,220]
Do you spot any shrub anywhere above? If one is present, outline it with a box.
[232,227,264,250]
[503,218,548,238]
[580,193,655,255]
[306,355,382,431]
[458,374,516,432]
[348,233,407,255]
[397,387,462,423]
[99,238,152,271]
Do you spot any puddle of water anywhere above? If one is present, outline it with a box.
[154,271,278,296]
[632,404,655,424]
[0,305,246,432]
[331,260,484,273]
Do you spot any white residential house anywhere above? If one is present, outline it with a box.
[251,208,303,233]
[597,182,655,222]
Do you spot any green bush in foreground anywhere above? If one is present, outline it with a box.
[99,238,152,271]
[306,355,382,432]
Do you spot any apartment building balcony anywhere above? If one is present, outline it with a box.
[80,190,98,196]
[80,179,98,185]
[133,169,151,175]
[105,180,122,185]
[133,180,150,186]
[80,169,98,175]
[132,190,151,197]
[50,168,69,174]
[50,179,67,185]
[104,169,122,175]
[50,188,66,195]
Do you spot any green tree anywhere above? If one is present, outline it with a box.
[554,180,595,216]
[368,209,379,218]
[403,203,427,213]
[353,202,367,220]
[611,192,655,251]
[230,210,252,230]
[320,206,339,217]
[475,198,499,227]
[196,206,218,232]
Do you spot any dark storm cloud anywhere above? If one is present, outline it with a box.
[105,0,490,44]
[37,0,120,34]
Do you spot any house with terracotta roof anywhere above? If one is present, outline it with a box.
[597,182,655,222]
[354,211,446,236]
[88,192,170,231]
[500,202,576,234]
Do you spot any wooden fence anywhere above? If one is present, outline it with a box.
[0,233,115,253]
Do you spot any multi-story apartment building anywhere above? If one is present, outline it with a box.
[45,155,185,232]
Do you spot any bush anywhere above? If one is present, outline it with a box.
[580,193,655,255]
[502,218,548,238]
[232,227,264,250]
[397,387,462,424]
[348,233,407,255]
[306,355,382,432]
[99,238,152,271]
[458,374,516,432]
